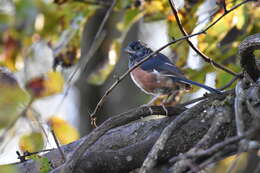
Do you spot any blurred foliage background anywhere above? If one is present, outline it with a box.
[0,0,259,172]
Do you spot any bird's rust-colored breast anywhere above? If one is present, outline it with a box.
[131,67,187,95]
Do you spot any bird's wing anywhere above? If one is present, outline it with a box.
[140,53,186,79]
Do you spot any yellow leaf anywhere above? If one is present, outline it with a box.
[43,71,64,96]
[0,67,31,128]
[212,153,248,173]
[26,71,64,98]
[48,116,79,145]
[144,1,164,14]
[19,132,44,153]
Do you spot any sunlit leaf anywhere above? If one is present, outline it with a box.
[19,131,44,153]
[0,165,19,173]
[143,0,164,14]
[115,0,132,9]
[30,155,51,173]
[48,116,79,145]
[26,71,64,98]
[117,9,143,32]
[0,67,31,128]
[212,153,248,173]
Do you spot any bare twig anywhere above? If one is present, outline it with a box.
[16,149,54,162]
[57,0,116,124]
[177,89,234,107]
[74,0,111,6]
[51,130,66,163]
[169,129,255,164]
[168,0,250,77]
[53,15,84,56]
[219,73,242,90]
[64,0,116,87]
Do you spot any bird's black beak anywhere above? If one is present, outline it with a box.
[124,47,136,54]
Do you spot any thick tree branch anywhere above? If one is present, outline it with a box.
[16,97,244,173]
[239,33,260,81]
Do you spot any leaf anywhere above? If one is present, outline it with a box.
[212,153,248,173]
[48,116,79,145]
[30,155,51,173]
[143,0,164,14]
[2,32,21,71]
[117,9,143,32]
[19,131,44,153]
[26,71,64,98]
[0,165,19,173]
[0,67,31,128]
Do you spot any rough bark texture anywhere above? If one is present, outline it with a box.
[16,95,252,173]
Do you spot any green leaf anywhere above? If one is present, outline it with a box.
[19,132,44,153]
[30,155,51,173]
[117,9,143,32]
[0,68,31,128]
[0,165,19,173]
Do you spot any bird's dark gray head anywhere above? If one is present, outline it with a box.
[124,41,153,65]
[124,41,146,54]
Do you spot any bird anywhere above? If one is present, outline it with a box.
[124,41,221,102]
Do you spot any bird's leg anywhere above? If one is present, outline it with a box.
[145,94,168,116]
[160,94,172,116]
[160,103,168,116]
[142,94,161,114]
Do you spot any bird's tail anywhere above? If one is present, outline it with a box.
[170,76,222,94]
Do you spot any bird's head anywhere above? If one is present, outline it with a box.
[124,41,153,65]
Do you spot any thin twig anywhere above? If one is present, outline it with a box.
[169,129,255,164]
[16,149,54,162]
[204,0,251,32]
[168,0,250,77]
[74,0,111,6]
[177,89,234,107]
[57,0,116,120]
[219,73,242,90]
[51,130,66,163]
[53,15,84,56]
